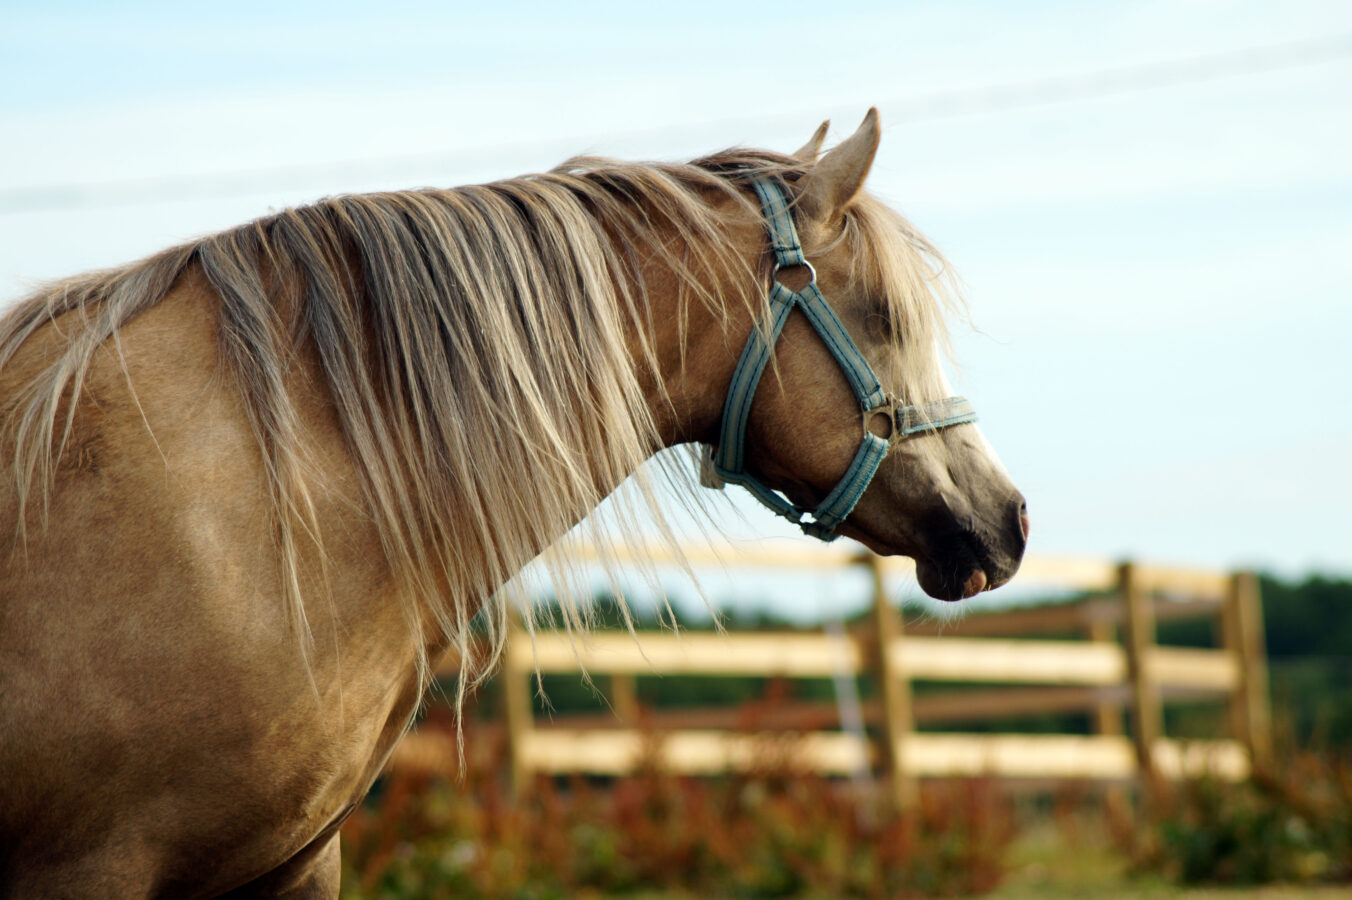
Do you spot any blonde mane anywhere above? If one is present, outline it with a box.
[0,150,957,696]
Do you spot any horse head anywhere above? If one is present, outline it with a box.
[695,110,1028,600]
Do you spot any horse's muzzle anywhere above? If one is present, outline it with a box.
[916,493,1027,601]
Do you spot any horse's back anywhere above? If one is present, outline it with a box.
[0,269,415,896]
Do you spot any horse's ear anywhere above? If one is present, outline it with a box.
[798,108,880,221]
[793,120,830,162]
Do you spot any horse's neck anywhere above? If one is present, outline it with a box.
[624,209,762,452]
[429,198,759,611]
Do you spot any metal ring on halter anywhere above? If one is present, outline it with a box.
[771,259,816,288]
[862,395,899,443]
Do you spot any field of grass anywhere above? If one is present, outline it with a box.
[585,822,1350,900]
[991,820,1347,899]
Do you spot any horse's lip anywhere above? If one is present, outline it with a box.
[914,555,989,602]
[834,520,996,601]
[840,521,990,602]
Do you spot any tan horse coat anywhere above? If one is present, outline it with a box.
[0,112,1026,897]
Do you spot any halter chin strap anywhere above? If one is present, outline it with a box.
[699,177,978,542]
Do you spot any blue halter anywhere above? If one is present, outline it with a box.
[699,177,978,542]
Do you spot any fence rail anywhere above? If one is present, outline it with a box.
[391,547,1270,807]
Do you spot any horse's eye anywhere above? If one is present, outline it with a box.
[866,304,897,341]
[865,311,890,338]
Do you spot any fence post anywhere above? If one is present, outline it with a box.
[1120,561,1163,801]
[502,619,534,798]
[866,554,917,811]
[610,673,640,725]
[1085,607,1129,818]
[1088,617,1124,739]
[1222,571,1272,771]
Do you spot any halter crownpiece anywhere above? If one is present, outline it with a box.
[699,177,978,542]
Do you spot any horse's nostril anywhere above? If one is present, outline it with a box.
[1018,501,1031,542]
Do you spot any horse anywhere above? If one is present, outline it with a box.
[0,109,1027,897]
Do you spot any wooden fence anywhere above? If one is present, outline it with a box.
[392,545,1270,808]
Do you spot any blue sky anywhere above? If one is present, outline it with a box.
[2,1,1349,613]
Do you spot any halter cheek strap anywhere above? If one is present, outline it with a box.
[699,178,978,542]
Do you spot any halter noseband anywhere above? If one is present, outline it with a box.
[699,177,978,542]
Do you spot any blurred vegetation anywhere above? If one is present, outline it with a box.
[1134,749,1352,886]
[1258,574,1352,749]
[339,745,1352,898]
[340,759,1012,899]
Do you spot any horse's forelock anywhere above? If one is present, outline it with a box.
[840,194,962,407]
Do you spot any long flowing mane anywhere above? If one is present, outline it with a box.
[0,151,957,692]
